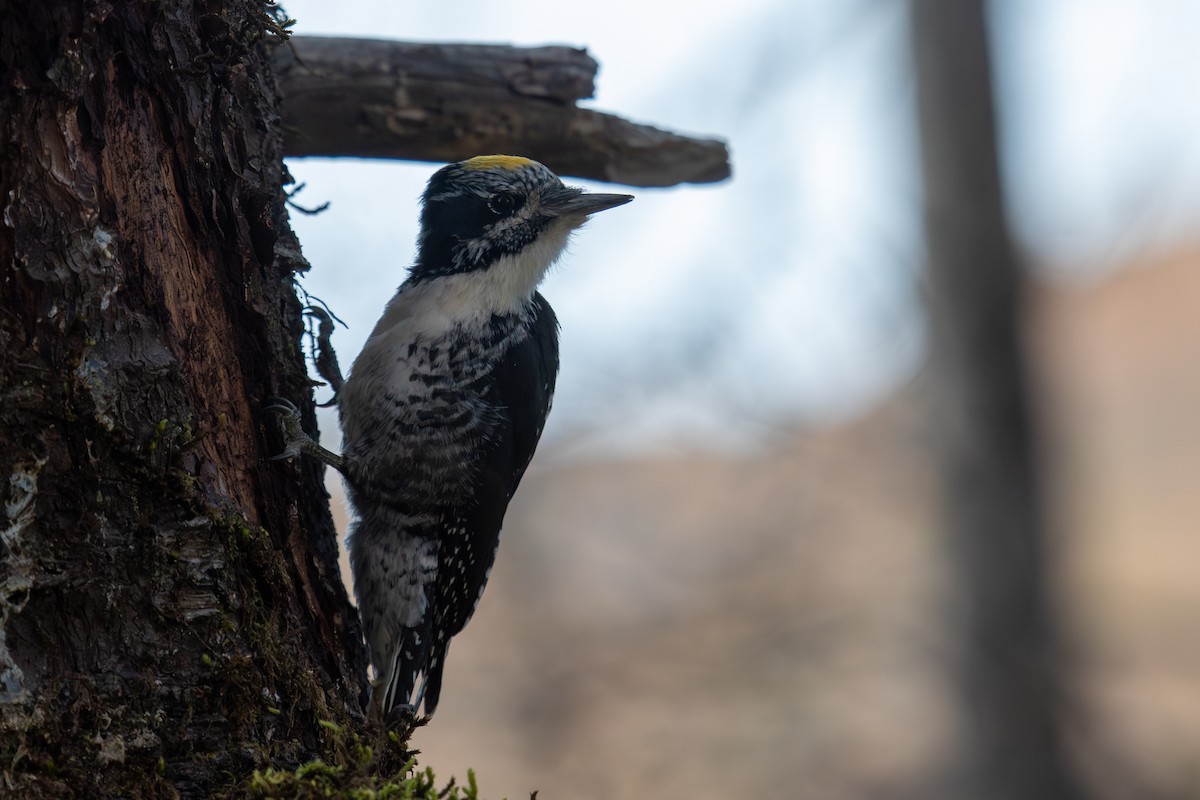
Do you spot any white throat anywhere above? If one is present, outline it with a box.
[370,221,573,340]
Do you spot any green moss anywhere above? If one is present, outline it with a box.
[245,722,481,800]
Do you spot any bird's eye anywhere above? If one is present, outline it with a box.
[487,194,517,216]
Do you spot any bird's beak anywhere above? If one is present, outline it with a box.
[543,188,634,217]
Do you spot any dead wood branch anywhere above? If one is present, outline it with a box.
[274,36,731,187]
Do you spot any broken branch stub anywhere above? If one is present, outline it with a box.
[274,36,731,187]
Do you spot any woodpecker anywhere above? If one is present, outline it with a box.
[270,155,631,721]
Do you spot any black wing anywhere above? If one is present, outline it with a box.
[479,292,561,510]
[423,293,560,713]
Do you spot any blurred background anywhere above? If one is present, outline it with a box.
[280,2,1200,798]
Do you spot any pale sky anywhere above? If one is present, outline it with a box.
[280,0,1200,454]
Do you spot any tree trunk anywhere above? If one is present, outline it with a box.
[0,2,368,796]
[910,2,1087,798]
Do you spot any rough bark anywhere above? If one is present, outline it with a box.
[910,2,1087,798]
[0,2,368,796]
[274,36,732,187]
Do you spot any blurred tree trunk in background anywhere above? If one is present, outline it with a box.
[909,2,1088,798]
[0,2,367,796]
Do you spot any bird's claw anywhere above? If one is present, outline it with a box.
[264,396,300,417]
[265,397,308,461]
[264,396,347,473]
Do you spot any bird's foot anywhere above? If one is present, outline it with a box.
[265,397,346,472]
[265,397,307,460]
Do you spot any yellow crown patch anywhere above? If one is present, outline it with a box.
[460,155,535,172]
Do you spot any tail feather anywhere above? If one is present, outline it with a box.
[369,636,447,721]
[420,643,450,717]
[372,625,429,721]
[349,506,440,723]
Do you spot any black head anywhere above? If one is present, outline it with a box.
[413,155,632,281]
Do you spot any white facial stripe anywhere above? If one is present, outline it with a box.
[489,195,542,234]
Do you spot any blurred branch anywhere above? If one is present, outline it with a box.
[273,36,731,187]
[910,1,1088,799]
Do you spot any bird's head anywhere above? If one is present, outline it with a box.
[413,156,632,288]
